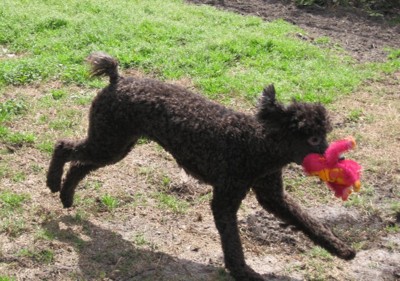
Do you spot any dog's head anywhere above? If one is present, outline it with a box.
[256,84,332,164]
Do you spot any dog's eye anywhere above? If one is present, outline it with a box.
[308,136,321,146]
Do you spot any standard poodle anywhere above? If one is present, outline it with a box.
[47,52,355,281]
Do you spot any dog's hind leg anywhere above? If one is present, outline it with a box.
[47,139,81,193]
[46,138,111,193]
[59,161,100,208]
[252,172,356,260]
[211,186,264,281]
[56,137,138,208]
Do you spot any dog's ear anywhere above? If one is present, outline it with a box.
[256,84,286,123]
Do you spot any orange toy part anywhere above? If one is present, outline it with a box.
[302,137,362,200]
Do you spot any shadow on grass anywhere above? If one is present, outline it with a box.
[42,215,300,281]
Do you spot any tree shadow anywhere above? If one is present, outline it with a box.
[42,215,300,281]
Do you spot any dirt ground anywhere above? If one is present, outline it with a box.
[1,1,399,281]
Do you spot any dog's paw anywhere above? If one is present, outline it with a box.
[337,246,356,260]
[230,265,265,281]
[46,176,61,193]
[60,192,74,208]
[246,271,265,281]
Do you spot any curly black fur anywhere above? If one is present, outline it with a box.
[47,52,355,281]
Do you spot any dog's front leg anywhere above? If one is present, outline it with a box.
[252,172,355,260]
[211,187,264,281]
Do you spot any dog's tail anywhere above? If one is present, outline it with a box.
[86,52,120,84]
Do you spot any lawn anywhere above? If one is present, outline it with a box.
[1,0,398,103]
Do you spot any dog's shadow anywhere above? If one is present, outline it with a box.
[42,215,299,281]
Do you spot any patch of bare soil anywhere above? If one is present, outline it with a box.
[187,0,400,62]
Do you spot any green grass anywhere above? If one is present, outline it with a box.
[301,246,335,280]
[84,180,103,190]
[17,248,55,264]
[0,99,27,122]
[50,89,67,100]
[307,246,333,260]
[0,190,30,210]
[344,184,377,214]
[0,164,10,178]
[130,192,149,208]
[48,108,81,131]
[1,218,26,237]
[30,163,44,174]
[385,224,400,233]
[0,127,36,146]
[0,191,30,236]
[0,276,16,281]
[100,194,119,210]
[1,0,398,104]
[36,139,55,154]
[285,175,332,207]
[35,228,56,241]
[347,108,363,122]
[0,97,36,145]
[155,192,189,214]
[389,200,400,216]
[132,232,150,246]
[12,171,26,183]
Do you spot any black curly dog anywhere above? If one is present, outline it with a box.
[47,52,355,281]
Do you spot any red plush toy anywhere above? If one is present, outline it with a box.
[302,137,362,201]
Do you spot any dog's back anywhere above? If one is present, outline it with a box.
[89,53,266,185]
